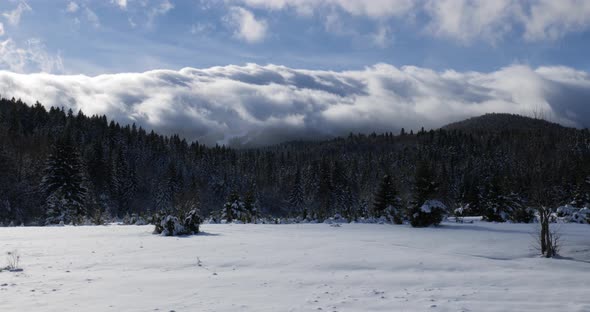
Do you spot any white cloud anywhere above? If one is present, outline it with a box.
[371,25,392,47]
[191,23,214,35]
[2,1,32,26]
[225,7,268,43]
[424,0,516,43]
[0,38,63,73]
[225,0,590,43]
[0,23,4,36]
[0,63,587,146]
[522,0,590,41]
[147,0,174,26]
[66,2,80,13]
[85,7,100,28]
[111,0,128,10]
[229,0,415,18]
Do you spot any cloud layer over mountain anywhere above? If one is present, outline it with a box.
[0,63,588,146]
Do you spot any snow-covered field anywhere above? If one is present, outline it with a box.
[1,223,589,312]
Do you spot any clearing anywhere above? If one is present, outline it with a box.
[1,222,589,311]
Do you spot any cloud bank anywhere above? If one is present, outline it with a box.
[0,63,588,146]
[225,0,590,42]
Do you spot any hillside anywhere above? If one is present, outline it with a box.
[1,98,589,225]
[443,113,568,133]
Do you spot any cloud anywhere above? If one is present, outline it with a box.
[66,2,80,13]
[0,63,588,146]
[147,0,174,26]
[228,0,415,18]
[225,6,268,43]
[2,1,32,26]
[0,38,63,73]
[191,23,214,35]
[522,0,590,41]
[371,25,392,47]
[424,0,516,43]
[0,23,4,36]
[225,0,590,43]
[111,0,128,10]
[85,7,101,28]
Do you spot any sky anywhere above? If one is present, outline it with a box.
[0,0,589,145]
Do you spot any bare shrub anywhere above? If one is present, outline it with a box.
[6,250,22,271]
[533,207,561,258]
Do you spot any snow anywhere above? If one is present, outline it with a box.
[556,205,590,224]
[420,200,447,213]
[1,222,590,312]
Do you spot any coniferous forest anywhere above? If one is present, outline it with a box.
[0,97,589,226]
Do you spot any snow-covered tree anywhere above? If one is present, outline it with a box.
[373,174,403,224]
[411,200,447,227]
[41,138,88,225]
[243,189,258,223]
[153,195,202,236]
[481,180,505,222]
[222,192,243,223]
[409,161,445,227]
[288,168,306,219]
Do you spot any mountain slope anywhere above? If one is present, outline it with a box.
[443,113,567,133]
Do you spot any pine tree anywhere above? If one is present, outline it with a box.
[482,179,505,222]
[288,168,306,219]
[243,189,257,223]
[409,161,444,227]
[222,191,243,223]
[413,161,438,206]
[505,192,533,223]
[331,161,350,219]
[41,138,88,225]
[373,174,403,224]
[316,160,332,221]
[176,190,201,234]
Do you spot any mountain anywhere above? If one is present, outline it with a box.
[443,113,568,133]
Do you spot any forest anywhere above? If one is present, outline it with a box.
[0,97,589,226]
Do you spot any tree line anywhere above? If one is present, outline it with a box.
[0,97,589,226]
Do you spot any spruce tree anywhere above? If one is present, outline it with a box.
[41,137,88,225]
[222,191,242,223]
[288,168,306,219]
[409,161,443,227]
[316,160,332,221]
[482,179,505,222]
[243,189,257,223]
[373,174,403,224]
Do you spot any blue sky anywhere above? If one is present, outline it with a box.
[0,0,589,145]
[2,0,590,74]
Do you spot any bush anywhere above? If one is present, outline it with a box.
[409,200,447,227]
[5,250,22,272]
[555,205,590,224]
[161,215,183,236]
[183,209,201,235]
[510,206,535,223]
[153,209,201,236]
[152,212,164,234]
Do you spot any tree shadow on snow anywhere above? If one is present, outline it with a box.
[197,231,221,237]
[552,255,590,264]
[160,231,222,238]
[436,223,531,235]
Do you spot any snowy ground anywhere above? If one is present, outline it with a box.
[1,222,589,312]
